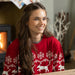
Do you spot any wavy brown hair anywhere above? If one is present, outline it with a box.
[18,2,53,75]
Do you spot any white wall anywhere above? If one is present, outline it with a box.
[70,0,75,50]
[54,0,71,14]
[71,0,75,29]
[40,0,54,33]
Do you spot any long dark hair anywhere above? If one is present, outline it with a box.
[18,2,53,75]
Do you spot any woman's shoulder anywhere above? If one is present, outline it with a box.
[7,38,19,55]
[43,35,57,41]
[44,35,60,45]
[11,38,19,44]
[48,36,62,49]
[49,36,59,42]
[49,36,60,45]
[9,38,19,48]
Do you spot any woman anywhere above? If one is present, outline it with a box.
[2,2,64,75]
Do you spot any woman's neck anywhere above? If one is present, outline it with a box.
[31,33,42,43]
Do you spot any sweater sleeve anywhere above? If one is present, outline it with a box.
[2,39,19,75]
[52,37,65,72]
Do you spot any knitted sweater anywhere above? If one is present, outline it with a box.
[2,36,64,75]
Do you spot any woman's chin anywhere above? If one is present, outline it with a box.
[37,31,44,34]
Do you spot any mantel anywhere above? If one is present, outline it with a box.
[0,0,10,2]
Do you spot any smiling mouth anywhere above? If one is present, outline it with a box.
[38,27,44,30]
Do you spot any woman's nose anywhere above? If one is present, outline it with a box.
[40,19,44,25]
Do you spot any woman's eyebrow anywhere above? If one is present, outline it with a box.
[32,16,47,18]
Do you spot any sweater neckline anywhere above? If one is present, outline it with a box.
[32,37,42,44]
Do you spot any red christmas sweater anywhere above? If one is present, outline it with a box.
[2,36,64,75]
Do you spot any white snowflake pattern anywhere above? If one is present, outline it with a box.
[56,58,64,65]
[58,65,64,70]
[12,70,17,74]
[10,64,16,67]
[59,53,63,60]
[18,66,21,73]
[46,51,53,59]
[32,65,35,73]
[53,66,55,71]
[6,56,12,64]
[2,71,8,75]
[54,54,58,60]
[4,63,16,70]
[37,52,44,59]
[32,53,36,60]
[13,57,17,64]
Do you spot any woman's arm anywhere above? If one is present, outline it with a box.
[2,39,19,75]
[52,37,65,71]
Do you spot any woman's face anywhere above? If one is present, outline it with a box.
[27,9,47,35]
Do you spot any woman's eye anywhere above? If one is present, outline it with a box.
[33,17,48,21]
[34,18,39,20]
[43,17,47,20]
